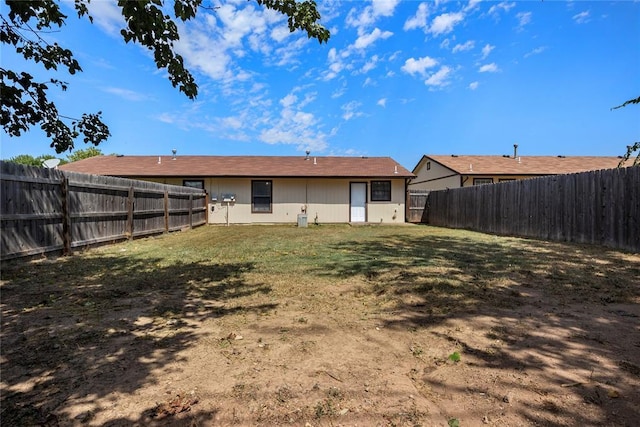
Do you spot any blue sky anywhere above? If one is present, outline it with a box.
[1,0,639,170]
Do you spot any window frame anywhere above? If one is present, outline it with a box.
[370,180,392,202]
[473,178,494,186]
[183,179,204,189]
[251,180,273,213]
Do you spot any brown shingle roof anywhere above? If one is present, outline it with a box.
[59,155,415,178]
[422,155,625,175]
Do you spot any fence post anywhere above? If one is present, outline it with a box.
[204,192,209,224]
[189,194,193,229]
[164,189,169,233]
[61,176,72,255]
[126,185,134,240]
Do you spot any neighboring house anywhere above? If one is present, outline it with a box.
[409,153,625,191]
[60,155,414,224]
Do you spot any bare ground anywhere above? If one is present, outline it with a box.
[1,225,639,426]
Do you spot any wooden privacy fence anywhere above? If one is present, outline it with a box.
[418,167,639,252]
[1,161,207,260]
[406,189,430,223]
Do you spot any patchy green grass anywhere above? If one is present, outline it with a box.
[1,224,639,426]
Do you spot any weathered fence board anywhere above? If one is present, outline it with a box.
[421,167,639,252]
[1,162,207,260]
[406,190,430,223]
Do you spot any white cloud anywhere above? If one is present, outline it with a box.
[573,10,590,24]
[479,63,499,73]
[401,56,438,76]
[221,116,243,130]
[346,6,375,31]
[331,83,347,99]
[216,3,281,47]
[86,1,125,35]
[388,51,401,62]
[346,0,400,34]
[324,47,345,80]
[175,25,234,81]
[464,0,483,12]
[377,98,387,107]
[516,12,532,30]
[524,46,547,58]
[353,28,393,50]
[280,94,297,108]
[173,3,308,87]
[481,44,495,59]
[452,40,475,53]
[270,26,291,43]
[259,91,328,151]
[271,37,308,67]
[469,81,479,90]
[488,1,515,17]
[342,101,364,121]
[404,3,429,31]
[156,112,176,124]
[102,87,149,102]
[429,12,465,36]
[360,55,380,73]
[372,0,400,17]
[425,66,452,87]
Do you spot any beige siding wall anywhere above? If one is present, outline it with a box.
[368,179,406,224]
[409,159,460,191]
[132,176,406,224]
[305,179,350,223]
[408,160,550,191]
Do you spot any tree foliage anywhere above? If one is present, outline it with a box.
[66,147,103,162]
[6,147,101,167]
[613,96,640,166]
[611,96,640,111]
[7,153,67,167]
[1,0,330,153]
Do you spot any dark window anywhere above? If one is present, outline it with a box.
[499,178,516,182]
[183,179,204,189]
[252,180,272,213]
[473,178,493,185]
[371,181,391,201]
[426,161,431,170]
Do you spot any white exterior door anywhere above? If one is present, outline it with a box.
[350,182,366,222]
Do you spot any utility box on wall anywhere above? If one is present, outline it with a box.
[297,214,308,228]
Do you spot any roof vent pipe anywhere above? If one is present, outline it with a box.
[172,149,177,160]
[513,143,519,159]
[394,165,398,174]
[158,156,161,164]
[313,157,317,165]
[305,150,310,160]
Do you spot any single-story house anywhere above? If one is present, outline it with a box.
[409,153,625,191]
[60,155,414,225]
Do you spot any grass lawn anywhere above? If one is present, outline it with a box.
[1,224,639,426]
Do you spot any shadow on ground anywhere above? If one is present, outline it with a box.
[1,253,275,426]
[313,229,640,425]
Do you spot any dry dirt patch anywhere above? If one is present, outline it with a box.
[1,225,639,426]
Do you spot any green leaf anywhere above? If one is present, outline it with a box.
[448,351,461,362]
